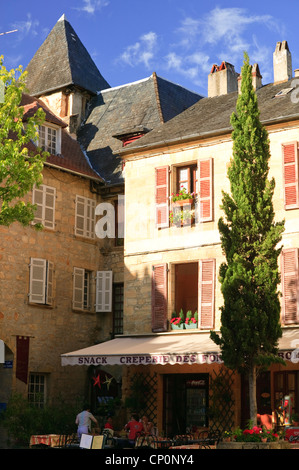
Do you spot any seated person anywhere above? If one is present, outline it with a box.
[124,413,144,447]
[141,415,154,435]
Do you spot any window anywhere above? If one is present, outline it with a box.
[281,248,299,324]
[28,373,46,408]
[155,158,213,228]
[29,258,54,306]
[75,195,96,238]
[32,184,56,229]
[38,124,61,155]
[96,271,113,312]
[73,267,92,311]
[282,142,299,209]
[151,260,216,332]
[113,283,124,335]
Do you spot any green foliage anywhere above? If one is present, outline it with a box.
[210,52,285,372]
[1,393,79,447]
[0,56,47,226]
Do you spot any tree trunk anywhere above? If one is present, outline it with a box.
[248,364,257,426]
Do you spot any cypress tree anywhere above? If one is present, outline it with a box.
[210,53,285,424]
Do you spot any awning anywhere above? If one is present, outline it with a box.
[61,328,299,367]
[61,332,221,367]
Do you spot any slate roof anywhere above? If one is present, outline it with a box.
[119,79,299,154]
[25,15,110,96]
[78,73,202,184]
[21,94,102,181]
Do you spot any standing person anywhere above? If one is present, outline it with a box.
[124,413,144,446]
[75,404,99,440]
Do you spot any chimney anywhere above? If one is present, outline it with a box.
[273,41,292,83]
[208,61,238,97]
[237,63,262,93]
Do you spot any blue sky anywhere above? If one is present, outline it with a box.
[1,0,299,96]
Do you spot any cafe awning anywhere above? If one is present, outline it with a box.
[61,328,299,367]
[61,332,221,367]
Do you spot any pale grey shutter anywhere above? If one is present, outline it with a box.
[29,258,46,304]
[73,267,85,310]
[96,271,112,312]
[33,185,56,229]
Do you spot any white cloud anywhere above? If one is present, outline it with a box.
[75,0,109,15]
[119,32,158,69]
[11,13,39,38]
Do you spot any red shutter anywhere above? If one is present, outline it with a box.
[199,259,215,329]
[282,248,299,324]
[198,158,213,221]
[282,142,299,209]
[155,166,169,228]
[152,264,168,332]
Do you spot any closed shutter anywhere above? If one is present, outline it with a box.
[282,142,299,209]
[29,258,53,305]
[198,158,213,221]
[96,271,113,312]
[73,267,85,310]
[282,248,299,324]
[199,259,215,328]
[29,258,47,304]
[75,196,95,238]
[151,264,168,332]
[155,166,169,228]
[33,185,56,229]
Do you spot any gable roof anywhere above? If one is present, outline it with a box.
[119,79,299,154]
[78,73,202,184]
[21,94,102,182]
[25,15,110,96]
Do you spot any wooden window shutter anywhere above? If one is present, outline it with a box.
[73,267,85,310]
[29,258,47,304]
[96,271,113,312]
[281,248,299,324]
[33,185,56,229]
[282,142,299,209]
[46,261,54,306]
[199,259,215,328]
[75,196,85,236]
[152,264,168,332]
[155,166,169,228]
[198,158,213,221]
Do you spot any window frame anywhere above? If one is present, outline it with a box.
[28,373,47,408]
[72,267,93,312]
[38,123,61,155]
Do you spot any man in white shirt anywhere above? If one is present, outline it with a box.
[75,404,98,439]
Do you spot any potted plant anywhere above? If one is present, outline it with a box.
[170,309,185,329]
[185,310,198,329]
[171,186,195,206]
[222,430,232,442]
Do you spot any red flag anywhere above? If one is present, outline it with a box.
[16,336,30,384]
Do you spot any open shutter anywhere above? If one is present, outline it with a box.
[199,259,215,329]
[29,258,47,304]
[96,271,113,312]
[73,267,85,310]
[155,166,169,228]
[75,196,85,236]
[151,264,168,332]
[282,142,299,209]
[46,261,54,306]
[198,158,213,222]
[282,249,299,324]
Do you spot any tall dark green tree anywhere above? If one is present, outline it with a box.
[210,53,285,424]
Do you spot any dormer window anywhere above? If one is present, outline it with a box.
[38,124,61,155]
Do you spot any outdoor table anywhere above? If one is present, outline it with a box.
[29,434,69,448]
